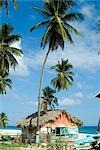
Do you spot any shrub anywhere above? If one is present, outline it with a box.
[47,138,68,150]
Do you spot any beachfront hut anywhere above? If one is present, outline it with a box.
[16,110,83,142]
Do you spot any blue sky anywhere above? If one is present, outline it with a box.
[0,0,100,126]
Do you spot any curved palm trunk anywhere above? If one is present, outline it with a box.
[37,48,50,131]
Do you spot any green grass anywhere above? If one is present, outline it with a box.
[0,142,28,150]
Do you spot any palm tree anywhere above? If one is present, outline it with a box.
[0,112,8,128]
[0,72,12,94]
[0,23,23,75]
[30,0,83,130]
[0,0,18,15]
[51,59,74,91]
[41,86,58,113]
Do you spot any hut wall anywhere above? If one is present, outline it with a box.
[40,114,78,135]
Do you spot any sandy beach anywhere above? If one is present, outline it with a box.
[78,133,93,140]
[0,128,93,139]
[0,129,22,136]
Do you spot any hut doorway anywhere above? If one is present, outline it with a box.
[56,128,60,135]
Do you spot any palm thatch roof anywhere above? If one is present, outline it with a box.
[16,110,83,128]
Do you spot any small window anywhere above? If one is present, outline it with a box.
[56,127,66,136]
[56,128,60,135]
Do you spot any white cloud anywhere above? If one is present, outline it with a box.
[76,82,83,89]
[81,4,95,18]
[26,20,100,72]
[10,40,30,77]
[26,39,100,71]
[74,92,83,98]
[11,92,23,101]
[10,55,30,77]
[23,101,38,106]
[6,91,37,106]
[10,40,21,49]
[8,4,100,77]
[59,98,81,106]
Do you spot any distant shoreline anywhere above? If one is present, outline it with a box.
[0,126,21,130]
[0,126,98,134]
[0,129,22,136]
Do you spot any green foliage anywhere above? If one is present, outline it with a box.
[47,139,68,150]
[0,72,12,94]
[41,86,58,110]
[30,0,83,51]
[0,142,28,150]
[0,112,8,127]
[0,23,22,94]
[51,59,74,91]
[0,23,22,75]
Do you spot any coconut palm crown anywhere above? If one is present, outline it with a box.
[51,59,74,91]
[0,23,22,75]
[41,86,58,112]
[30,0,83,50]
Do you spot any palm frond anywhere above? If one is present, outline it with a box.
[41,86,58,110]
[63,13,83,21]
[8,47,23,56]
[41,24,52,48]
[13,0,18,10]
[64,23,80,35]
[64,26,74,43]
[0,72,12,95]
[4,35,21,44]
[5,0,8,15]
[32,6,51,17]
[6,51,18,69]
[51,59,74,91]
[57,16,68,40]
[44,0,54,15]
[30,20,49,32]
[0,0,3,8]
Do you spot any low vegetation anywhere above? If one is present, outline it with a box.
[0,142,28,150]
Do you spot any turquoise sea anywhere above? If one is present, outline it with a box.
[79,126,99,134]
[0,126,99,134]
[0,126,21,130]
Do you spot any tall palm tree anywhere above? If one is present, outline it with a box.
[41,86,58,113]
[30,0,83,130]
[0,112,8,128]
[51,59,74,91]
[0,72,12,94]
[0,0,18,15]
[0,23,23,75]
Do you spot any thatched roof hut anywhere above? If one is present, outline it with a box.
[16,110,83,128]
